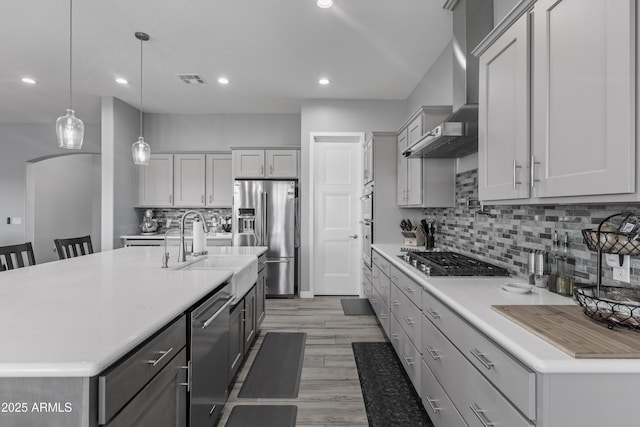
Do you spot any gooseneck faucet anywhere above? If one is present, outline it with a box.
[179,210,210,262]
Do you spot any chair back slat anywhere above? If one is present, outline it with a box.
[0,242,36,271]
[54,236,94,260]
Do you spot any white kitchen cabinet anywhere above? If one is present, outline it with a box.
[476,0,636,203]
[173,154,206,207]
[396,106,455,208]
[363,136,373,185]
[478,11,531,202]
[266,150,297,178]
[205,154,232,207]
[531,0,635,198]
[233,149,298,178]
[139,154,174,206]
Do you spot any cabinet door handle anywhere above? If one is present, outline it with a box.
[209,195,212,203]
[470,403,495,427]
[201,195,205,204]
[404,316,414,326]
[531,155,540,188]
[512,160,522,189]
[391,333,399,341]
[470,348,494,370]
[426,346,441,360]
[425,396,442,414]
[147,347,173,366]
[404,286,414,294]
[403,355,414,365]
[426,308,441,320]
[178,363,190,391]
[260,165,264,175]
[392,300,400,306]
[209,404,217,415]
[169,195,173,204]
[270,164,273,174]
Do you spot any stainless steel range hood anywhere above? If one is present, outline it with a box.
[405,0,492,159]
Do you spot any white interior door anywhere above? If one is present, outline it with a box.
[313,140,361,295]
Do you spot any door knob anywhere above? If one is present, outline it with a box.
[349,234,358,239]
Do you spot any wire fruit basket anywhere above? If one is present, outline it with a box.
[574,285,640,330]
[578,212,640,330]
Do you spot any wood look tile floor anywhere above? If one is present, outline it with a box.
[219,296,386,427]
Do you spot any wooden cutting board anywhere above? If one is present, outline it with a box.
[492,305,640,358]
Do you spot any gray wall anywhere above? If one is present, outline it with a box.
[26,154,101,263]
[0,123,100,245]
[407,41,454,114]
[101,97,143,250]
[144,113,301,151]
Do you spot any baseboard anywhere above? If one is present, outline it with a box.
[299,291,314,298]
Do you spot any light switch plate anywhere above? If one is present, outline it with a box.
[6,217,22,225]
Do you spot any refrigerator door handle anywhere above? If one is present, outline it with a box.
[263,192,268,246]
[294,197,300,248]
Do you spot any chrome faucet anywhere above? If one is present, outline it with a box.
[178,210,210,262]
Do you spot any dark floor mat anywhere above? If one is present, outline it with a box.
[238,332,306,398]
[352,342,433,427]
[341,298,375,315]
[225,405,297,427]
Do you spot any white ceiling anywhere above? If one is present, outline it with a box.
[1,0,453,124]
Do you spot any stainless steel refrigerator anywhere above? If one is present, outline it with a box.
[232,180,298,297]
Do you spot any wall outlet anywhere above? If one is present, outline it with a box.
[609,254,631,283]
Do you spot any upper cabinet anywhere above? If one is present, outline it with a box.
[206,154,233,207]
[396,106,455,208]
[233,148,299,179]
[138,153,233,208]
[139,154,174,207]
[173,154,206,207]
[476,0,636,203]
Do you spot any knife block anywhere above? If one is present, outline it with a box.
[402,227,425,247]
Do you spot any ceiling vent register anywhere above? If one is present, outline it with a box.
[177,74,207,84]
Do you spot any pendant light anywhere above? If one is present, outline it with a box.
[56,0,84,150]
[132,32,151,165]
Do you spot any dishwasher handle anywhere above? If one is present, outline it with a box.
[200,297,233,329]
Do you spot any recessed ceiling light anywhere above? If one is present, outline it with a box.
[217,77,230,85]
[318,78,331,85]
[21,77,36,85]
[317,0,333,8]
[115,78,128,85]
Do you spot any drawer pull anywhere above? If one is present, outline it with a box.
[425,346,441,361]
[391,333,399,341]
[404,287,414,294]
[392,300,400,306]
[147,347,173,367]
[470,348,494,370]
[380,314,388,319]
[403,355,414,365]
[178,364,190,391]
[371,298,378,304]
[209,403,217,415]
[425,396,441,414]
[404,317,414,326]
[470,403,495,427]
[426,309,441,320]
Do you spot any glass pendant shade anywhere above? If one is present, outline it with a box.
[56,108,84,149]
[132,136,151,165]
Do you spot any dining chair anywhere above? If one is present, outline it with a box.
[54,235,94,260]
[0,242,36,271]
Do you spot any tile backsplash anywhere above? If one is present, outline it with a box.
[423,169,640,288]
[136,208,232,233]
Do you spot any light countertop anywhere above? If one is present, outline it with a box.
[0,246,245,378]
[372,244,640,374]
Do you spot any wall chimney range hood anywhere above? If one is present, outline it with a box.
[404,0,492,159]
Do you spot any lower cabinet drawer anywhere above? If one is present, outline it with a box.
[421,360,466,427]
[391,283,421,351]
[422,314,532,427]
[392,314,421,395]
[371,287,390,337]
[422,290,536,420]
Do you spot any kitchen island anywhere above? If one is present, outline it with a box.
[371,244,640,427]
[0,245,266,427]
[120,232,233,247]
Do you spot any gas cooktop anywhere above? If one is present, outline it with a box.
[398,251,510,277]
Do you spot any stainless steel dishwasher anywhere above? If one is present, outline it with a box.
[189,282,233,426]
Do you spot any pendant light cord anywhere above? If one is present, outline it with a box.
[69,0,73,110]
[139,37,143,138]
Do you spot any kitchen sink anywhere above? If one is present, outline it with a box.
[177,255,258,303]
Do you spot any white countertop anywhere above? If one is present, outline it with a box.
[0,246,248,378]
[373,244,640,374]
[121,233,232,240]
